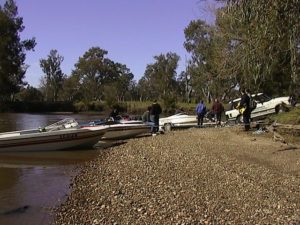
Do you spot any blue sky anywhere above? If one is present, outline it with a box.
[10,0,218,87]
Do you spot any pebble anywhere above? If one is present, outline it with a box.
[54,127,300,224]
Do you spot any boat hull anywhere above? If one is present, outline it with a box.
[159,114,197,126]
[0,128,106,152]
[102,125,151,140]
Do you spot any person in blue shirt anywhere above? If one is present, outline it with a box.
[195,100,206,127]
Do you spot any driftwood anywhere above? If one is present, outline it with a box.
[265,122,300,153]
[272,123,300,130]
[265,122,287,144]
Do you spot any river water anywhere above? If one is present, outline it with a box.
[0,113,109,225]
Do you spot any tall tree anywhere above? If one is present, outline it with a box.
[216,0,300,95]
[113,63,134,101]
[141,52,180,101]
[72,47,118,101]
[0,0,36,101]
[184,19,222,101]
[40,49,66,101]
[16,85,43,102]
[59,74,82,102]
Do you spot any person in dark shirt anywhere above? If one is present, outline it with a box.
[239,89,251,131]
[150,100,162,133]
[109,108,119,121]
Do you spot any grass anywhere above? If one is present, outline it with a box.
[270,106,300,125]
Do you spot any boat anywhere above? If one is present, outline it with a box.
[0,118,107,152]
[159,113,198,131]
[159,113,225,131]
[81,118,153,140]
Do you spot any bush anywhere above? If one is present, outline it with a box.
[162,95,177,114]
[111,102,127,113]
[73,101,88,112]
[88,101,104,112]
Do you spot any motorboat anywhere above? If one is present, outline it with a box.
[159,113,198,131]
[225,93,291,123]
[0,118,107,152]
[81,118,153,140]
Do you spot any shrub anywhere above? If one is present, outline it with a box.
[73,101,88,112]
[88,101,104,112]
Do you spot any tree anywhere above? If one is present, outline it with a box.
[59,74,82,102]
[16,85,43,102]
[215,0,300,96]
[141,52,180,100]
[0,0,36,101]
[40,49,66,101]
[113,63,134,101]
[72,47,118,101]
[177,70,192,103]
[184,19,221,101]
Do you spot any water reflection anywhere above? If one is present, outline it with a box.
[0,113,111,225]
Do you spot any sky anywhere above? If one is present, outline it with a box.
[6,0,219,87]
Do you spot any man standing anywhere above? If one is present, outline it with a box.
[211,98,224,125]
[239,89,251,131]
[195,100,206,127]
[150,100,162,134]
[142,106,152,122]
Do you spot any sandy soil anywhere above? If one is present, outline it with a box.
[54,127,300,225]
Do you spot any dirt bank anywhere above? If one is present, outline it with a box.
[54,127,300,224]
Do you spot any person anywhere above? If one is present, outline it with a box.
[246,89,257,112]
[195,100,206,127]
[175,107,184,114]
[109,108,119,120]
[150,100,162,133]
[211,98,224,125]
[142,106,152,122]
[239,89,251,131]
[288,94,297,107]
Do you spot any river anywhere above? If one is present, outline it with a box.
[0,113,110,225]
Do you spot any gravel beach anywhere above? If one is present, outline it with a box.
[54,127,300,225]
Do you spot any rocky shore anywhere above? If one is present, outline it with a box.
[54,127,300,224]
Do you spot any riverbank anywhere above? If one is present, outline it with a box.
[54,127,300,224]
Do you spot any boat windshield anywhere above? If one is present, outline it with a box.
[253,94,271,103]
[44,118,79,131]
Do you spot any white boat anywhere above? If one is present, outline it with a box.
[0,118,107,152]
[159,113,198,131]
[81,119,153,140]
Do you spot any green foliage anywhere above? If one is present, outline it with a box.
[184,19,215,100]
[15,85,43,101]
[69,47,134,102]
[162,95,177,114]
[216,0,299,95]
[125,101,152,114]
[73,101,88,112]
[103,85,118,108]
[40,49,66,101]
[88,101,104,112]
[114,63,134,101]
[183,0,299,100]
[137,52,180,101]
[270,106,300,125]
[0,0,36,101]
[72,47,116,101]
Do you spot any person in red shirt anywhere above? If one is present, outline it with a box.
[211,98,224,125]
